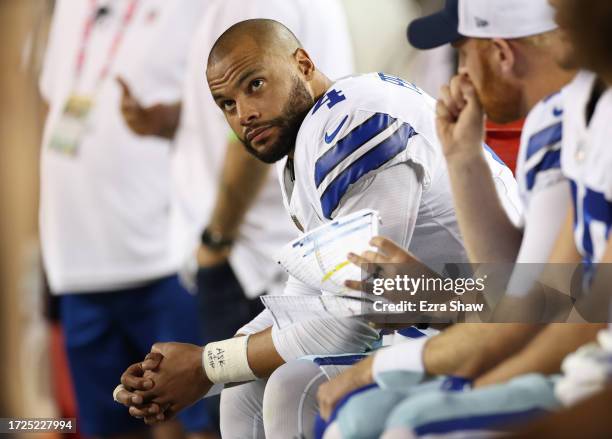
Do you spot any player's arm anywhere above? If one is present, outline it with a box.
[437,74,523,263]
[115,272,378,423]
[470,206,591,387]
[197,136,271,266]
[317,322,540,419]
[474,323,606,388]
[114,327,285,423]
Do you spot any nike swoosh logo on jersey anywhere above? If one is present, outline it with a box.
[553,107,563,117]
[324,115,349,144]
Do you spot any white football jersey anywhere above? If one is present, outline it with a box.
[561,71,612,267]
[276,72,521,267]
[506,87,573,295]
[516,91,565,221]
[512,88,573,266]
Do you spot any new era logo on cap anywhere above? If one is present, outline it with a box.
[458,0,557,39]
[474,17,489,27]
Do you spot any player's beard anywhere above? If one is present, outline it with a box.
[478,52,523,124]
[242,76,314,164]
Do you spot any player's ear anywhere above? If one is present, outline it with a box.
[294,48,316,79]
[490,38,515,76]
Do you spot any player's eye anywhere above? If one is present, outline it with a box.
[250,79,264,92]
[222,100,236,112]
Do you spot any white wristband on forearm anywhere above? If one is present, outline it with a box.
[202,336,257,384]
[372,337,428,378]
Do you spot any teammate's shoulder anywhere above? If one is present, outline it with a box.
[522,90,564,161]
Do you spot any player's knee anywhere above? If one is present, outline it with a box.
[220,380,265,422]
[337,389,406,439]
[263,360,326,437]
[322,421,343,439]
[380,427,416,439]
[263,359,323,412]
[384,392,449,432]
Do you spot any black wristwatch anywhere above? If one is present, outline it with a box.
[200,227,233,250]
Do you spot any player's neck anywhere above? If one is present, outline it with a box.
[310,71,334,103]
[523,65,576,114]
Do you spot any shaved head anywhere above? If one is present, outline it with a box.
[205,19,331,164]
[208,19,303,71]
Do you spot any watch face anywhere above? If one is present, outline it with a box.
[201,228,232,249]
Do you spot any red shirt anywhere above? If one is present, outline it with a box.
[485,120,524,174]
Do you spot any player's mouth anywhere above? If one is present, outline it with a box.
[246,125,276,145]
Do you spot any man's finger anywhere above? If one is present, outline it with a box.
[435,98,454,122]
[438,85,460,119]
[128,403,161,419]
[458,75,484,124]
[120,362,154,391]
[449,75,467,112]
[151,342,169,356]
[115,387,144,406]
[121,373,154,391]
[347,251,370,266]
[345,279,368,292]
[317,385,332,420]
[135,387,164,403]
[347,252,382,275]
[116,76,132,98]
[142,352,163,371]
[370,236,405,258]
[361,250,390,265]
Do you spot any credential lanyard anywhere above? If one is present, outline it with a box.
[73,0,139,91]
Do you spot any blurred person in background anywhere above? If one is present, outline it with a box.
[39,1,217,438]
[340,0,454,97]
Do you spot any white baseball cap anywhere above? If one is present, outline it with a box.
[458,0,557,39]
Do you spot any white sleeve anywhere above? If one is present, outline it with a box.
[271,316,380,362]
[235,275,321,335]
[237,275,380,359]
[506,179,571,296]
[268,166,422,361]
[333,161,423,250]
[235,309,274,336]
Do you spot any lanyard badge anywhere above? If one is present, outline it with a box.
[49,0,139,156]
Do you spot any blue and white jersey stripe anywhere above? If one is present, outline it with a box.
[515,91,566,222]
[316,115,417,218]
[524,121,563,191]
[315,113,398,187]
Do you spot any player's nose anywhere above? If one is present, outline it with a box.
[237,101,261,126]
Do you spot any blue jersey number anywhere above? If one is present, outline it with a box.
[312,89,346,115]
[571,181,612,268]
